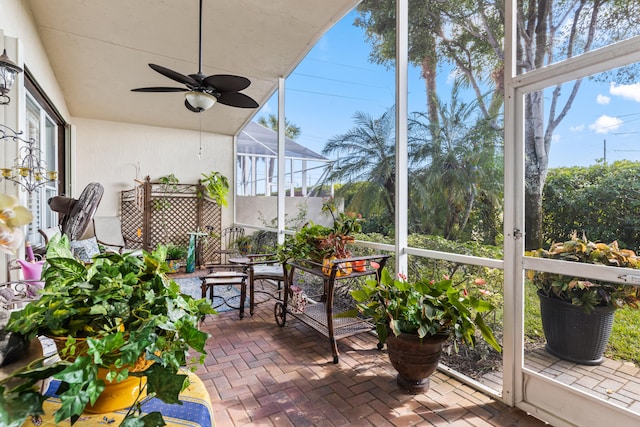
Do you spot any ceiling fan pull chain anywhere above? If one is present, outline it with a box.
[198,114,203,160]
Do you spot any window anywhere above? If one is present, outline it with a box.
[24,72,66,247]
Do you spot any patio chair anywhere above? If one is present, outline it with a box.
[92,216,142,256]
[38,226,62,247]
[246,253,284,316]
[214,226,245,264]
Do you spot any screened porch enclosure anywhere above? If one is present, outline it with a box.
[236,122,331,197]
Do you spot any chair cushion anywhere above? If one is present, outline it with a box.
[93,216,126,247]
[252,265,284,278]
[70,237,101,262]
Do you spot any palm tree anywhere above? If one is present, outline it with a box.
[410,81,503,242]
[320,108,396,224]
[257,114,301,139]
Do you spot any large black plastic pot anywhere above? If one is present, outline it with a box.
[538,290,615,365]
[385,332,448,393]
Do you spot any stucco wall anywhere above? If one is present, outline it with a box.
[72,117,235,228]
[1,0,71,199]
[0,0,71,121]
[1,2,72,280]
[236,196,341,230]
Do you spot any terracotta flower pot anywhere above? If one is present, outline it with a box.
[385,332,448,394]
[352,259,366,272]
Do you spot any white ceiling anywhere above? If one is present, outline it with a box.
[26,0,358,136]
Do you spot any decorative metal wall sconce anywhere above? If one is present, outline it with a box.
[0,124,58,193]
[0,49,23,105]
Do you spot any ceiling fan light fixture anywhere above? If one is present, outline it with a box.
[185,91,216,111]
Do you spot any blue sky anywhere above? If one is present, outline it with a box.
[548,79,640,168]
[253,9,640,184]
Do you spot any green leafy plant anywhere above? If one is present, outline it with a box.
[527,232,640,313]
[278,202,366,263]
[232,235,253,256]
[276,223,332,263]
[153,173,180,211]
[165,243,188,260]
[322,199,363,236]
[347,268,501,352]
[200,171,229,207]
[1,234,215,426]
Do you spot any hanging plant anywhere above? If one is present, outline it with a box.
[200,171,229,207]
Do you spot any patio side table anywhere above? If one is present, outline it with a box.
[201,264,248,318]
[274,254,390,363]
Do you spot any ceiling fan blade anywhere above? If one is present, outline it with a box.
[131,87,188,92]
[217,92,259,108]
[149,64,199,87]
[184,99,202,113]
[203,74,251,92]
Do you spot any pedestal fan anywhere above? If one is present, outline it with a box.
[48,183,104,241]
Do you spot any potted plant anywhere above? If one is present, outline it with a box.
[347,268,501,393]
[317,232,354,276]
[232,235,253,256]
[1,234,215,425]
[526,232,640,364]
[276,222,333,263]
[165,243,188,273]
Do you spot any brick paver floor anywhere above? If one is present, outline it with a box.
[196,295,547,426]
[522,347,640,415]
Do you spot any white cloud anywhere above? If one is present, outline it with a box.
[596,94,610,104]
[552,133,561,143]
[589,115,623,134]
[610,82,640,102]
[570,124,585,132]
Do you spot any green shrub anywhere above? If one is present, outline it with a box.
[543,161,640,249]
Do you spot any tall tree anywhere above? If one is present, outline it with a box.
[357,0,640,249]
[410,81,503,241]
[320,108,397,223]
[355,0,443,137]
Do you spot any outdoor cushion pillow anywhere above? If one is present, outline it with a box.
[70,237,101,262]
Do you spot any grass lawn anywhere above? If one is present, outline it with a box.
[608,307,640,364]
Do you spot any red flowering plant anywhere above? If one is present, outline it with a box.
[346,268,501,352]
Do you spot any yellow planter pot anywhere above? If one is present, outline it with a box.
[322,257,352,276]
[85,368,147,413]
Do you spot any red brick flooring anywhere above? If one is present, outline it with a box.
[195,300,547,426]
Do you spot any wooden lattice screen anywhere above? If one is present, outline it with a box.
[120,176,222,265]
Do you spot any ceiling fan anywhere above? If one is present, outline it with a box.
[131,0,258,112]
